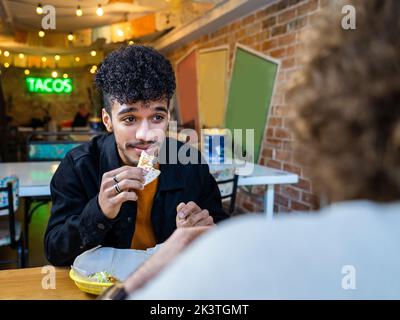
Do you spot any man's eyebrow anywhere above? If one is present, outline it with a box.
[117,107,138,116]
[153,106,168,113]
[117,105,168,116]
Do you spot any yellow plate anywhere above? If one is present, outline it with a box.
[69,269,114,296]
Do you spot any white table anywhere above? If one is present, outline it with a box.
[209,162,298,219]
[1,161,298,219]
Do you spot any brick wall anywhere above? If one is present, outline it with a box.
[167,0,330,213]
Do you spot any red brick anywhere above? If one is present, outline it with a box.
[267,159,282,170]
[275,127,291,139]
[291,200,311,211]
[301,192,320,208]
[284,186,301,201]
[295,178,311,192]
[262,39,279,51]
[283,163,302,176]
[278,8,296,24]
[275,149,292,162]
[297,0,319,16]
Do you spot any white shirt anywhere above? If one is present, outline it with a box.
[129,200,400,299]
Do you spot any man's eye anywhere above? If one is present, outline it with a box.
[124,116,136,123]
[153,115,165,121]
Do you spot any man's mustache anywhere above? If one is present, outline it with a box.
[126,141,161,148]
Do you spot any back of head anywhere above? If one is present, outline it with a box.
[289,0,400,203]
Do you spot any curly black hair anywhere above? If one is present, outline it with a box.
[95,45,176,115]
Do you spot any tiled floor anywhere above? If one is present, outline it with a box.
[0,201,50,270]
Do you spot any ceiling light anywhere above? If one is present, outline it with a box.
[36,3,43,15]
[76,5,83,17]
[96,4,104,16]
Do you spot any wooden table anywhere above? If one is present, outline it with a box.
[0,267,95,300]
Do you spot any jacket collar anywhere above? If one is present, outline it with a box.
[99,133,185,192]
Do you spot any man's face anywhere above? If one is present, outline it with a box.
[102,99,169,166]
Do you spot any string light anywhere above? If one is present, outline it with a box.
[63,73,68,78]
[116,29,124,37]
[36,3,43,14]
[54,55,61,61]
[38,29,45,37]
[19,53,24,59]
[51,71,58,78]
[128,41,135,45]
[4,51,9,57]
[67,32,74,41]
[75,57,80,62]
[76,5,83,17]
[4,62,10,68]
[24,69,30,75]
[96,4,104,16]
[41,56,47,62]
[90,50,97,57]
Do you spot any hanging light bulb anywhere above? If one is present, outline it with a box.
[63,73,69,79]
[90,50,97,57]
[96,4,104,16]
[75,57,80,62]
[19,53,24,59]
[24,69,30,75]
[76,5,83,17]
[36,3,43,14]
[38,29,45,37]
[4,51,10,57]
[51,71,58,78]
[41,56,47,63]
[54,55,61,61]
[4,62,10,68]
[67,32,74,41]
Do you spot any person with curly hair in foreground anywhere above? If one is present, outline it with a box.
[45,46,227,266]
[99,0,400,299]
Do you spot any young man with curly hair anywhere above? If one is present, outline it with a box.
[44,46,227,266]
[99,0,400,299]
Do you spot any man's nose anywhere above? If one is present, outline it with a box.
[136,119,149,141]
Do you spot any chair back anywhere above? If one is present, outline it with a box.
[0,178,18,247]
[210,167,239,215]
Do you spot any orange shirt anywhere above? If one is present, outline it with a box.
[131,173,159,250]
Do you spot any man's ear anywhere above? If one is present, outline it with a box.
[102,108,113,133]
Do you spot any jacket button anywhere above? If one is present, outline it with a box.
[127,217,133,223]
[97,223,105,230]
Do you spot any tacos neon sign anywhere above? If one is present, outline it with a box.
[25,77,73,94]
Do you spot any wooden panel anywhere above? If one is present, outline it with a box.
[198,47,229,129]
[224,44,279,162]
[176,50,199,131]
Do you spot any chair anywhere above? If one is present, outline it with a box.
[0,176,25,268]
[211,167,239,215]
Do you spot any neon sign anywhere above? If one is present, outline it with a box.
[25,77,73,94]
